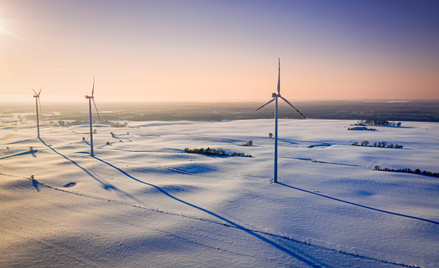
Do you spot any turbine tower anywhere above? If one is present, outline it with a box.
[85,76,101,157]
[256,58,306,183]
[32,88,43,139]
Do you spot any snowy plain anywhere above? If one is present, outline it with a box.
[1,119,439,267]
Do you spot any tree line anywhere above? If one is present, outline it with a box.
[184,147,252,157]
[374,165,439,178]
[352,141,403,149]
[361,119,402,127]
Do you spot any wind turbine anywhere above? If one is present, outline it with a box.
[32,87,43,139]
[255,58,306,183]
[85,76,101,157]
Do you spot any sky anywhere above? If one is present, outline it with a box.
[0,0,438,103]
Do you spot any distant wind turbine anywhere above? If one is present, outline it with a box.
[85,76,101,157]
[256,58,306,183]
[32,87,43,139]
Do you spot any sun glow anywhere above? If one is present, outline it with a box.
[0,19,6,33]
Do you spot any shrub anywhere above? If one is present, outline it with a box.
[106,141,110,145]
[29,146,34,152]
[244,140,253,146]
[269,133,273,138]
[82,137,85,141]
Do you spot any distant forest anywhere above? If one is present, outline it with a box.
[2,100,439,122]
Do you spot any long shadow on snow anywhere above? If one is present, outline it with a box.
[283,157,358,167]
[0,150,37,160]
[39,138,141,203]
[5,139,32,144]
[93,156,325,268]
[278,182,439,225]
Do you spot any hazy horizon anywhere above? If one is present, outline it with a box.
[2,99,438,122]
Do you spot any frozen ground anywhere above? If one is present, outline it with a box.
[1,119,438,267]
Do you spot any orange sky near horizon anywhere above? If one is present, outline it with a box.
[1,0,438,103]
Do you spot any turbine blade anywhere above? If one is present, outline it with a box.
[256,98,275,111]
[38,87,42,95]
[92,99,101,122]
[277,58,280,95]
[32,89,37,95]
[92,76,95,97]
[279,96,306,119]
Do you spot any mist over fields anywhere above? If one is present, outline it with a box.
[2,100,439,123]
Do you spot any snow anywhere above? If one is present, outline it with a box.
[1,119,439,267]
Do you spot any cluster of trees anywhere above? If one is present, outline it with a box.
[348,126,376,131]
[374,165,439,178]
[362,119,402,127]
[58,120,84,126]
[352,141,403,148]
[54,120,109,126]
[112,122,128,127]
[184,147,252,157]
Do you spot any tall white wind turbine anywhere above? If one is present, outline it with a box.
[256,58,306,183]
[85,76,101,157]
[32,87,43,139]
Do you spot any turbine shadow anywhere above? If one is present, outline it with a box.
[283,157,358,167]
[278,182,439,225]
[93,156,325,267]
[5,139,32,145]
[0,150,37,160]
[39,138,141,204]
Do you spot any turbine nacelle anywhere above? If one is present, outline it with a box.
[32,87,42,98]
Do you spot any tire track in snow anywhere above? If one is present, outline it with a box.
[167,167,198,176]
[155,228,297,267]
[1,173,415,268]
[1,173,324,267]
[365,156,384,170]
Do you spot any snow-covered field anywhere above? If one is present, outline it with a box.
[1,119,438,267]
